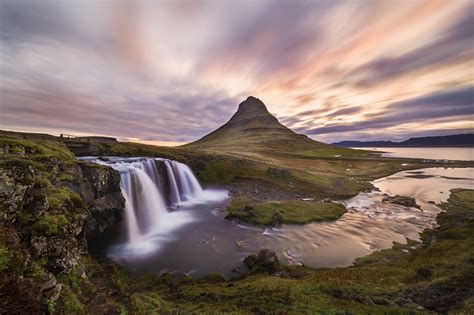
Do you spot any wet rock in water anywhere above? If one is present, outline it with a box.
[235,240,244,248]
[383,195,420,209]
[243,254,258,269]
[244,249,280,273]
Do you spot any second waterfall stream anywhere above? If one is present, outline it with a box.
[85,157,228,255]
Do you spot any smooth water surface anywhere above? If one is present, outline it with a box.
[90,164,474,278]
[356,147,473,161]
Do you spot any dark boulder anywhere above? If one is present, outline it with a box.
[383,195,420,209]
[244,249,280,273]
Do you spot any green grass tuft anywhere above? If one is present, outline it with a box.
[46,187,82,210]
[226,197,347,225]
[32,214,69,236]
[0,245,13,271]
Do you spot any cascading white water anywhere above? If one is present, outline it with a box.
[162,160,182,205]
[119,172,141,243]
[172,161,203,201]
[108,160,169,243]
[86,157,218,245]
[82,156,228,259]
[159,159,204,204]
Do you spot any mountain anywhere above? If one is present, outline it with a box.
[333,134,474,147]
[185,96,329,152]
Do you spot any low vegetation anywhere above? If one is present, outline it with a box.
[105,188,472,314]
[226,197,347,225]
[1,129,473,314]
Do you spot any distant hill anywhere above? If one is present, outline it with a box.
[185,96,330,152]
[333,134,474,147]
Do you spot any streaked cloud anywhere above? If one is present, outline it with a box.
[0,0,472,144]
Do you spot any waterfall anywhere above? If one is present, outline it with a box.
[158,159,204,204]
[81,156,229,259]
[162,160,182,205]
[119,172,141,243]
[87,157,208,243]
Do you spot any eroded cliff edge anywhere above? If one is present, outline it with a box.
[0,138,124,313]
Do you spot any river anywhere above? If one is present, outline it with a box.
[86,157,474,278]
[355,147,473,161]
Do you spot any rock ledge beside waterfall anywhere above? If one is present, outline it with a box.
[0,139,124,313]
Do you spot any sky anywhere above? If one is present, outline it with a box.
[0,0,473,145]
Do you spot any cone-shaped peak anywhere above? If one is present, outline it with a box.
[231,96,274,123]
[185,96,329,152]
[238,96,266,110]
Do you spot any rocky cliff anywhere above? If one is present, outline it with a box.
[0,137,124,313]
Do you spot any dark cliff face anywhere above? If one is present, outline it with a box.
[77,162,124,240]
[0,162,124,265]
[0,138,124,313]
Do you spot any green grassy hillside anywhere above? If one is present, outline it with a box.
[1,129,473,313]
[33,188,473,314]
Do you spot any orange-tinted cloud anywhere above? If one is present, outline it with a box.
[0,0,472,144]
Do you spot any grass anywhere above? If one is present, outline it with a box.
[32,214,69,236]
[46,187,82,210]
[2,131,474,313]
[0,138,75,162]
[88,141,186,161]
[226,197,347,225]
[0,245,13,271]
[60,287,85,314]
[301,147,373,158]
[130,188,473,314]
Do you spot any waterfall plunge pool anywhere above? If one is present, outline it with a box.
[83,157,474,278]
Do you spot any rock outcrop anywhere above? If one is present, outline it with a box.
[0,139,124,313]
[244,249,281,273]
[383,195,420,209]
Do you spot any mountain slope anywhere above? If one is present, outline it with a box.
[185,96,329,153]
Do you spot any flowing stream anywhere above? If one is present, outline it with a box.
[86,157,474,278]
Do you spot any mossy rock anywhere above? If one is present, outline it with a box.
[32,214,69,236]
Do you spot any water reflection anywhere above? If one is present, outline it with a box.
[90,167,474,277]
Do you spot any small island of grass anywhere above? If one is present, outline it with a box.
[225,197,347,225]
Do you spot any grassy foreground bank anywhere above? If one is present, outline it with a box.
[43,188,474,314]
[1,131,473,314]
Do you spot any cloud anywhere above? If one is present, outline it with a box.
[300,86,474,135]
[350,11,474,88]
[0,0,472,144]
[0,83,239,143]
